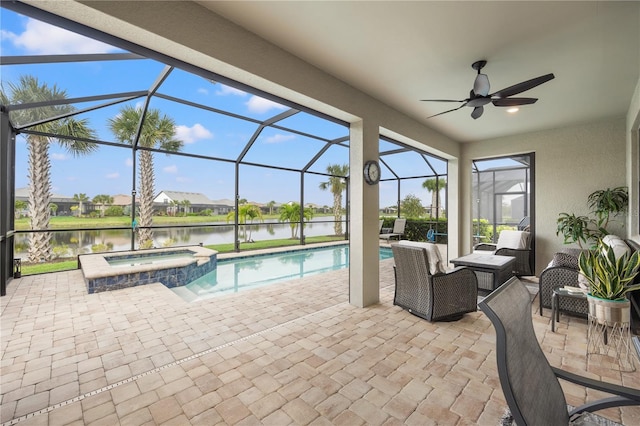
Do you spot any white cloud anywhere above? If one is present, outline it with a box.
[197,88,209,95]
[176,176,191,183]
[106,172,119,179]
[175,123,213,144]
[51,153,68,161]
[264,134,295,144]
[246,96,286,114]
[163,165,178,174]
[125,158,133,167]
[216,85,246,96]
[5,18,117,55]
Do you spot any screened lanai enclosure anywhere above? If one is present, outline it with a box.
[0,2,448,293]
[472,155,534,244]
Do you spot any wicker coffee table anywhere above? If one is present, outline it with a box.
[451,253,515,292]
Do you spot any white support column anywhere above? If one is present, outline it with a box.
[349,119,380,308]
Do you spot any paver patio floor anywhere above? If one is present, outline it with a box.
[1,254,639,425]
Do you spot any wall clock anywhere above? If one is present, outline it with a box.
[363,160,380,185]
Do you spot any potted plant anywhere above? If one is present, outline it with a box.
[557,186,629,248]
[556,213,592,249]
[578,239,640,325]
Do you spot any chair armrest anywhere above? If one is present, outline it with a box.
[433,266,470,277]
[552,366,640,415]
[474,243,497,251]
[433,267,478,293]
[552,367,640,400]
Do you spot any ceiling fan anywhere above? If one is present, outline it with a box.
[421,60,555,119]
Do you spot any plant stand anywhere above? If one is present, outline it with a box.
[587,315,636,372]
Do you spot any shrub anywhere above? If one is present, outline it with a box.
[104,206,124,217]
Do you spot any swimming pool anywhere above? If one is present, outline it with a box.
[172,245,393,302]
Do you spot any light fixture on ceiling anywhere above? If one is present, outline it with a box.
[507,107,519,113]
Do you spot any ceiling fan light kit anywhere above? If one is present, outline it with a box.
[422,60,555,119]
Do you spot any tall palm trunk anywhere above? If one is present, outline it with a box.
[333,192,343,235]
[138,150,155,246]
[27,136,52,262]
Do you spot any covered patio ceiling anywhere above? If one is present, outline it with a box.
[201,1,639,143]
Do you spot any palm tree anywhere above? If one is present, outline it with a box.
[73,193,90,217]
[1,75,97,262]
[108,106,182,248]
[227,203,264,242]
[422,177,447,218]
[168,199,180,216]
[267,200,276,215]
[279,202,314,239]
[92,194,114,217]
[181,199,191,216]
[319,163,349,235]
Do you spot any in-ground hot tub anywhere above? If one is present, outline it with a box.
[79,245,217,293]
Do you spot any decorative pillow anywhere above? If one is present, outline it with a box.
[551,252,579,269]
[397,240,446,275]
[602,234,631,259]
[496,230,530,250]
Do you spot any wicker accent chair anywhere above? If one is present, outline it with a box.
[479,277,640,426]
[474,230,533,276]
[391,242,478,322]
[538,249,588,317]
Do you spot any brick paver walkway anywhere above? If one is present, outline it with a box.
[1,255,639,425]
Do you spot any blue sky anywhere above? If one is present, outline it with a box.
[1,8,445,209]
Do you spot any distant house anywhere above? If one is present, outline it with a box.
[154,191,234,216]
[15,187,77,216]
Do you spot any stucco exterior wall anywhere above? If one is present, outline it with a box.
[462,117,627,274]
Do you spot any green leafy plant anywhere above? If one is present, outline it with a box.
[556,213,592,249]
[587,186,628,231]
[557,186,628,248]
[578,240,640,300]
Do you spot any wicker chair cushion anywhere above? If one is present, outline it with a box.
[397,240,446,274]
[496,230,530,250]
[602,234,631,259]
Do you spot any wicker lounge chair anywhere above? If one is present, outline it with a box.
[474,229,533,276]
[380,218,406,241]
[479,277,640,425]
[391,241,477,322]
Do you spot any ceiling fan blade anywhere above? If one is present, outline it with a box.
[492,97,538,107]
[420,99,466,103]
[471,106,484,119]
[490,73,555,98]
[426,103,467,119]
[473,73,490,96]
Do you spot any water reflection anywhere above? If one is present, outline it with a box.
[14,219,347,259]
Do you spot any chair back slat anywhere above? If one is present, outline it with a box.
[478,278,569,425]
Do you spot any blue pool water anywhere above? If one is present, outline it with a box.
[172,245,393,302]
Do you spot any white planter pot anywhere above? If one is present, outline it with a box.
[587,294,630,325]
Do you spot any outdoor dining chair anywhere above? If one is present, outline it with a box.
[479,277,640,425]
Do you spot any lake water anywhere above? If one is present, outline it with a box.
[13,218,347,259]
